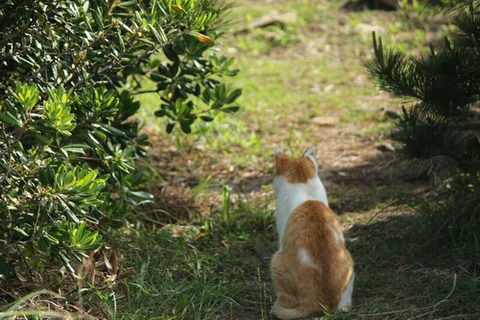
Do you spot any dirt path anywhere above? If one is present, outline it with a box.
[145,0,429,221]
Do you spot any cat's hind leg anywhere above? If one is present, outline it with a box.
[271,252,306,319]
[338,273,354,312]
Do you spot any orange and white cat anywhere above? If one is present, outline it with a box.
[271,146,354,319]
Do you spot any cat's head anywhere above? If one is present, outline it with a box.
[274,147,318,183]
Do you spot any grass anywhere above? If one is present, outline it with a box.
[346,217,480,319]
[3,0,480,319]
[117,0,480,319]
[116,207,276,319]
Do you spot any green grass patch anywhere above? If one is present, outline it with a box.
[116,205,276,319]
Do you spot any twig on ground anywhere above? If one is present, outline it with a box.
[433,313,480,320]
[359,273,458,319]
[412,273,457,319]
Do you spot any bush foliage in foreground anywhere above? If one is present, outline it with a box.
[0,0,240,279]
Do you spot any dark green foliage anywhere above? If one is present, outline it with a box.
[151,42,242,133]
[0,0,240,279]
[367,2,480,167]
[367,0,480,269]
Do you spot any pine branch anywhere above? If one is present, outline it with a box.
[368,32,480,120]
[367,32,423,100]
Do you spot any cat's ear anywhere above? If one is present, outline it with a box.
[303,146,316,158]
[303,146,317,164]
[274,146,285,155]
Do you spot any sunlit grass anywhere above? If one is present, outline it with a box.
[134,0,401,166]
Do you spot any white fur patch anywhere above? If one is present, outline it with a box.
[274,146,285,155]
[274,175,328,248]
[298,248,321,272]
[327,223,344,244]
[338,273,355,312]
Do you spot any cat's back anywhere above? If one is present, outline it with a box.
[282,200,348,259]
[277,199,353,312]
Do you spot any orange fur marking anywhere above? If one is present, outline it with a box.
[275,152,316,184]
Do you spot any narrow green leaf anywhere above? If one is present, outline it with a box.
[93,123,127,137]
[149,23,167,44]
[118,20,134,34]
[117,31,125,51]
[14,226,29,237]
[225,88,242,104]
[62,144,89,154]
[33,133,53,145]
[0,112,21,126]
[166,122,175,133]
[220,106,240,114]
[92,9,104,29]
[215,84,226,100]
[200,115,214,122]
[127,190,154,200]
[57,251,75,274]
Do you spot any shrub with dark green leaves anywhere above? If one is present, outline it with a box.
[0,0,240,278]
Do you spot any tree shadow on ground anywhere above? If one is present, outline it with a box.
[321,150,436,214]
[344,213,480,319]
[223,211,480,319]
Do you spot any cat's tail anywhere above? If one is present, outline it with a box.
[271,302,306,320]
